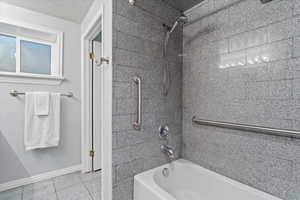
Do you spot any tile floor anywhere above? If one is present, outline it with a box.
[0,171,101,200]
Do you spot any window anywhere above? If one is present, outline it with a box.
[0,19,63,81]
[20,40,51,75]
[0,34,16,72]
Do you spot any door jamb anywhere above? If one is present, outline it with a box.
[81,3,112,200]
[81,14,100,174]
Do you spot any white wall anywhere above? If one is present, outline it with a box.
[81,0,102,34]
[0,3,82,184]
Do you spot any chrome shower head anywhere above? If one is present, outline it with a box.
[177,15,188,24]
[167,14,188,34]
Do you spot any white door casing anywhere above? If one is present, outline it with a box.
[81,1,112,199]
[93,40,102,170]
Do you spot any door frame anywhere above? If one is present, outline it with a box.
[83,16,100,174]
[81,2,112,200]
[92,39,102,171]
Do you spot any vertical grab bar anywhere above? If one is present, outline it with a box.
[133,76,142,130]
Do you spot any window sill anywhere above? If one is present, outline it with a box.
[0,72,65,85]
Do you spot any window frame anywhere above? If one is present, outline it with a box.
[0,17,64,83]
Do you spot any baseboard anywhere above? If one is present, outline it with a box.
[0,164,82,192]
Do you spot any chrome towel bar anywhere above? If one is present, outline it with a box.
[10,90,73,98]
[192,116,300,139]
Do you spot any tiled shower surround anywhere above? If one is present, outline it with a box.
[183,0,300,199]
[112,0,300,199]
[112,0,182,199]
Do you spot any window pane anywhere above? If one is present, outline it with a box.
[20,40,51,75]
[0,34,16,72]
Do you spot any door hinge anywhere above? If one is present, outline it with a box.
[89,52,95,60]
[89,150,95,157]
[100,57,110,64]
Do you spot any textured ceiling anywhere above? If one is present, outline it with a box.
[0,0,95,23]
[163,0,205,12]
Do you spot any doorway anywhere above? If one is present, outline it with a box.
[91,33,102,171]
[81,2,113,199]
[81,16,102,173]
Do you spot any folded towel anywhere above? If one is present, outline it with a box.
[24,92,61,151]
[34,92,50,116]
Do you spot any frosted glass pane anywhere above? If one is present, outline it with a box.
[20,40,51,75]
[0,34,16,72]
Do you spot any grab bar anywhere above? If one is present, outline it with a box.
[192,116,300,139]
[133,76,142,130]
[10,90,73,97]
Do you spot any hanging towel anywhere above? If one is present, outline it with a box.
[24,92,61,151]
[34,92,50,116]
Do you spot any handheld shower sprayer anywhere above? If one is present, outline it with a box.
[162,14,188,96]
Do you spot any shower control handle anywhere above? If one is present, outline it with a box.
[159,125,169,139]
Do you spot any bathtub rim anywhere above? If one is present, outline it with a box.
[134,164,176,200]
[134,159,283,200]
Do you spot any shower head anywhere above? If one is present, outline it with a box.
[167,14,188,34]
[177,15,188,24]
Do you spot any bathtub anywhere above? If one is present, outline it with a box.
[134,159,282,200]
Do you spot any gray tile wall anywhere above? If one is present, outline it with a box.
[112,0,183,199]
[183,0,300,199]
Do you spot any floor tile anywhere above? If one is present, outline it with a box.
[57,184,92,200]
[79,171,101,183]
[0,171,101,200]
[0,193,22,200]
[53,173,81,191]
[22,193,57,200]
[23,179,55,199]
[0,187,23,200]
[90,192,100,200]
[83,179,101,200]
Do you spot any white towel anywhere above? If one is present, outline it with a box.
[34,92,49,116]
[24,92,61,151]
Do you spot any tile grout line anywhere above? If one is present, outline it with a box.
[51,179,59,200]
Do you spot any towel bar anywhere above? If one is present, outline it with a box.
[10,90,73,97]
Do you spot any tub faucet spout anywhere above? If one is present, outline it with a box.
[161,144,175,161]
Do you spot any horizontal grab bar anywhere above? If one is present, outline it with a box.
[192,116,300,139]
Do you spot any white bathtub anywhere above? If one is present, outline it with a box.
[134,159,282,200]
